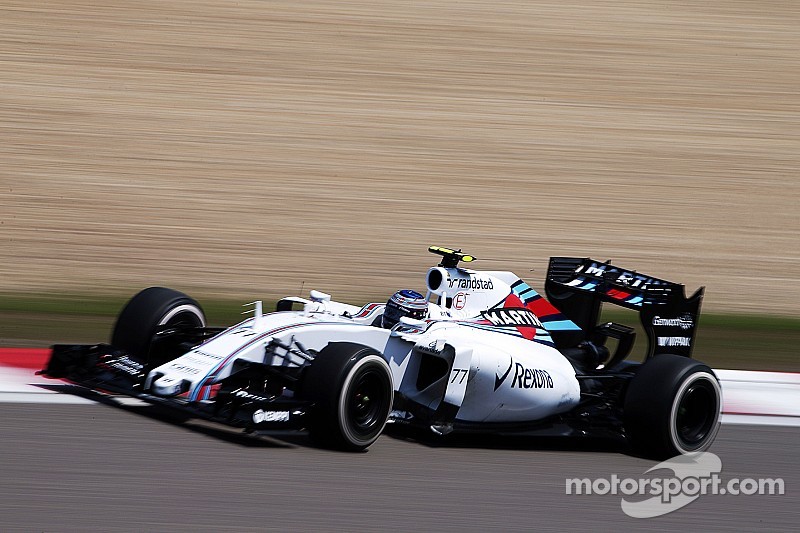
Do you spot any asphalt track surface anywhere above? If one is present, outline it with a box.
[0,400,796,532]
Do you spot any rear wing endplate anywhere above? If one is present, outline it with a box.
[544,257,704,359]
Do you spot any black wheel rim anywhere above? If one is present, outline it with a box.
[346,366,390,439]
[675,378,717,449]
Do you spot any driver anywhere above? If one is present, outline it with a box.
[381,289,428,329]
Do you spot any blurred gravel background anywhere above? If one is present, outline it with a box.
[1,1,798,315]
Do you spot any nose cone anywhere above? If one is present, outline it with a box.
[152,375,189,397]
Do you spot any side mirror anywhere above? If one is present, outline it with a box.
[309,290,331,302]
[390,316,428,337]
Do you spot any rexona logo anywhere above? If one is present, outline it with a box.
[511,363,554,389]
[495,358,554,390]
[482,308,544,329]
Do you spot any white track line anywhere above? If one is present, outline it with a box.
[0,366,148,406]
[721,414,800,428]
[0,392,96,405]
[718,370,800,423]
[0,366,95,404]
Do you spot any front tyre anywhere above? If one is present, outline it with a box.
[111,287,206,363]
[624,354,722,459]
[302,342,393,451]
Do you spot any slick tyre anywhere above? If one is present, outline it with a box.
[302,342,393,452]
[111,287,206,363]
[624,354,722,459]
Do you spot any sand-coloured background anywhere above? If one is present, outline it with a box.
[1,1,798,315]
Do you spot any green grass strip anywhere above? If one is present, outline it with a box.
[1,293,797,371]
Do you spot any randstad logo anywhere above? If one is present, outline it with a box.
[566,452,784,518]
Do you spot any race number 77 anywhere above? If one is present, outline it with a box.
[450,368,468,384]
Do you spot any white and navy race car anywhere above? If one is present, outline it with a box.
[43,246,721,458]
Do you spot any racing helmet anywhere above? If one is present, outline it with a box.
[382,289,428,329]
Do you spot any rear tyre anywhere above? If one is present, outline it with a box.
[624,354,722,459]
[302,342,393,451]
[111,287,206,363]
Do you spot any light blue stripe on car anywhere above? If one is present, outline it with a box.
[541,319,583,331]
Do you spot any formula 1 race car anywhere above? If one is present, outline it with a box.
[42,246,722,458]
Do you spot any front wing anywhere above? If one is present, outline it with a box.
[42,344,314,433]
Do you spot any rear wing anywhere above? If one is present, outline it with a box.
[544,257,704,359]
